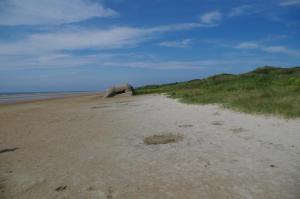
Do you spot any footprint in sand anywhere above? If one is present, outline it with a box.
[86,186,108,198]
[230,127,245,134]
[144,134,184,145]
[211,121,224,126]
[213,112,221,116]
[178,124,194,128]
[91,105,110,109]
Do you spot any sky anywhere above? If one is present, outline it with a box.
[0,0,299,92]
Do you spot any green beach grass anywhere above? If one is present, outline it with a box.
[135,66,300,118]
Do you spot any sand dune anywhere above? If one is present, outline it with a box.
[0,94,299,199]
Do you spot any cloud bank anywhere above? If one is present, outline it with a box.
[159,39,192,48]
[0,17,216,56]
[236,41,300,56]
[279,0,300,6]
[0,0,118,25]
[200,11,222,24]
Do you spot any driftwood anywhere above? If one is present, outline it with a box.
[104,83,134,98]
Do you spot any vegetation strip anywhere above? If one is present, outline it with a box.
[135,66,300,118]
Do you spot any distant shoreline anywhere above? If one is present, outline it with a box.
[0,91,97,104]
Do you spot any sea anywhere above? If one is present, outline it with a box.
[0,91,90,104]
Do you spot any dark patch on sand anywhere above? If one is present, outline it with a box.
[55,185,67,192]
[144,134,183,145]
[107,186,113,199]
[213,112,221,116]
[211,121,224,125]
[91,105,110,109]
[115,101,132,104]
[230,127,245,133]
[0,178,6,193]
[178,124,194,128]
[87,186,95,191]
[204,161,211,168]
[0,147,19,154]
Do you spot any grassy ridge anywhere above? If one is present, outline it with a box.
[135,66,300,118]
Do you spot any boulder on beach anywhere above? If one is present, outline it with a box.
[104,83,134,98]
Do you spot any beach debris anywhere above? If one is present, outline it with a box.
[104,83,134,98]
[0,147,19,154]
[55,185,67,192]
[144,134,183,145]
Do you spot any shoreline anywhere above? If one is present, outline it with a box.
[0,92,101,106]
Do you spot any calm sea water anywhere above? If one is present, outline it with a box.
[0,92,89,104]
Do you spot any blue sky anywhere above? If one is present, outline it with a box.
[0,0,299,92]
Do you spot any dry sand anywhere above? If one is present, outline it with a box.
[0,94,299,199]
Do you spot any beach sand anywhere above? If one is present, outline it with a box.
[0,94,299,199]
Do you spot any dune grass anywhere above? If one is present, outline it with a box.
[135,66,300,118]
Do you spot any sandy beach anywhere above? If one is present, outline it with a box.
[0,94,299,199]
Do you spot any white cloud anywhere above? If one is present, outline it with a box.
[229,5,255,17]
[0,52,126,70]
[159,39,192,48]
[263,45,300,55]
[0,27,145,54]
[236,41,300,56]
[148,22,212,32]
[0,22,214,56]
[236,42,260,49]
[200,11,222,24]
[0,0,118,26]
[0,20,217,70]
[279,0,300,6]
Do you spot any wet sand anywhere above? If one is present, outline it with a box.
[0,94,299,199]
